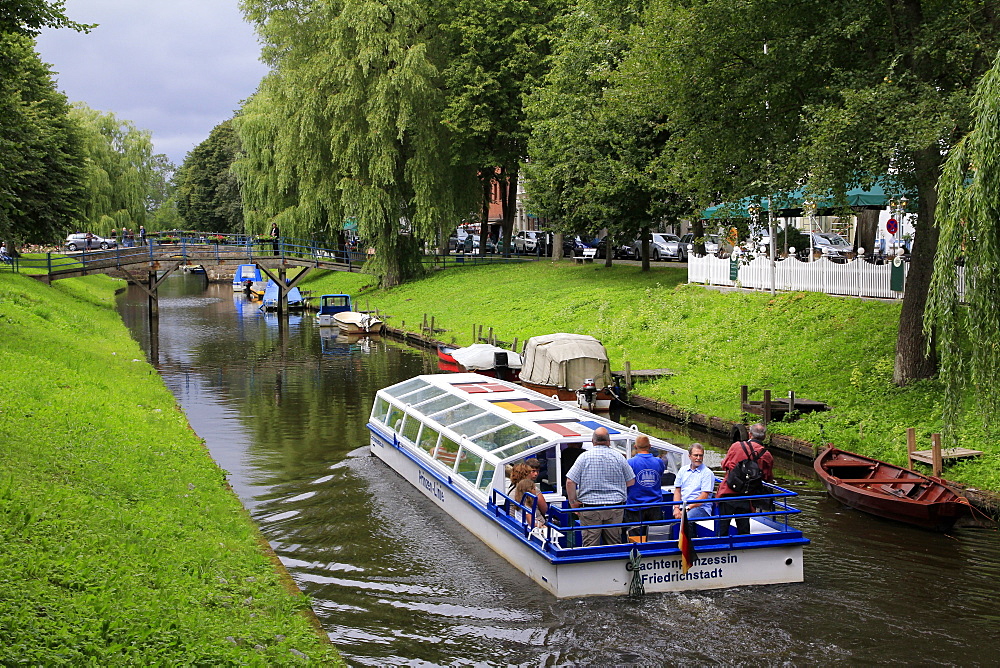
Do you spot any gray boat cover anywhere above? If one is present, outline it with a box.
[452,343,523,370]
[519,333,612,390]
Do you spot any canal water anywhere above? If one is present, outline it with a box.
[120,277,998,666]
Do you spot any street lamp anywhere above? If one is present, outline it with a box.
[802,197,817,261]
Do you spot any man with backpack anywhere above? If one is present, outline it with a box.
[716,423,774,536]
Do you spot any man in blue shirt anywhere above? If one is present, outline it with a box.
[673,443,716,537]
[623,435,666,542]
[566,428,635,547]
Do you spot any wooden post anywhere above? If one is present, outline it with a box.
[422,313,428,332]
[740,385,748,411]
[472,324,476,344]
[625,360,633,390]
[906,427,916,469]
[763,389,772,426]
[511,337,518,352]
[478,324,483,342]
[932,433,942,477]
[522,340,527,355]
[788,390,795,413]
[488,326,493,344]
[430,316,435,338]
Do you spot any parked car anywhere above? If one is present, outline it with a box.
[512,230,548,254]
[631,233,685,262]
[679,233,721,256]
[595,237,635,259]
[65,233,116,251]
[807,232,853,261]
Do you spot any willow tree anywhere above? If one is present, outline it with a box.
[927,52,1000,443]
[69,103,154,233]
[239,0,476,287]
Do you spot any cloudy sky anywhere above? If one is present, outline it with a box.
[35,0,269,166]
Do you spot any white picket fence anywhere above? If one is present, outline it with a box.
[688,255,912,299]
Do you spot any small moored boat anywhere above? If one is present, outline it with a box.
[451,343,522,382]
[333,311,383,334]
[518,333,616,411]
[437,344,458,364]
[368,373,809,598]
[232,264,262,291]
[814,446,971,531]
[261,279,304,311]
[317,294,354,327]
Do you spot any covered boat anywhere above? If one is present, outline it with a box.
[232,264,263,292]
[814,446,971,531]
[368,373,809,598]
[317,294,353,327]
[333,311,384,334]
[451,343,522,382]
[261,279,304,311]
[518,333,616,411]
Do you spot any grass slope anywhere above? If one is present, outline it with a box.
[302,261,1000,491]
[0,273,339,665]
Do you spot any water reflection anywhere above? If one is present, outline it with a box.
[119,276,1000,666]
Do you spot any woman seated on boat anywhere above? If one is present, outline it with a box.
[508,462,548,526]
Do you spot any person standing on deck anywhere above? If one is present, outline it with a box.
[565,428,635,547]
[716,423,773,536]
[624,435,666,542]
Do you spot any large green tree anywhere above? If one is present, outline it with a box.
[0,0,93,37]
[525,0,689,269]
[0,33,83,244]
[176,119,243,233]
[69,103,155,235]
[927,50,1000,442]
[435,0,564,254]
[238,0,475,286]
[624,0,1000,385]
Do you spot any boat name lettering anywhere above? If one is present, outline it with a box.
[642,567,725,584]
[637,554,737,572]
[418,470,446,502]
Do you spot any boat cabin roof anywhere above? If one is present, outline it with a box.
[370,373,687,498]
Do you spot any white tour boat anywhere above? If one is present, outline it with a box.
[367,373,809,598]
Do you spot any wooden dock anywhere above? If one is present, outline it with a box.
[740,385,830,424]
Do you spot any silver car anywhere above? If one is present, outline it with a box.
[65,233,117,251]
[680,233,721,256]
[631,233,685,262]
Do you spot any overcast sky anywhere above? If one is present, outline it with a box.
[35,0,269,166]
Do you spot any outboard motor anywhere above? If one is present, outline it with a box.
[578,378,597,411]
[494,351,512,382]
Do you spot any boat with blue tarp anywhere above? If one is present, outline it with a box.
[261,279,304,311]
[367,373,809,597]
[232,264,263,292]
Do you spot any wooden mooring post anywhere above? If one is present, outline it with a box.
[906,427,917,470]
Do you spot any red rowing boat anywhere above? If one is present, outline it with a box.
[814,446,971,531]
[437,344,458,364]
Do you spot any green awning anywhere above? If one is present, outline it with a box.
[701,184,896,220]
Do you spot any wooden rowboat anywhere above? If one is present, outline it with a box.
[814,446,971,531]
[437,344,458,364]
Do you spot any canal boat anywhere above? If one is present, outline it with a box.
[814,446,971,531]
[261,279,304,311]
[317,294,354,327]
[518,333,616,411]
[368,373,809,598]
[451,343,522,382]
[232,264,263,291]
[334,310,384,334]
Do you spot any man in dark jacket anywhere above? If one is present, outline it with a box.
[716,423,774,536]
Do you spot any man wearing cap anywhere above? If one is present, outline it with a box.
[565,427,635,547]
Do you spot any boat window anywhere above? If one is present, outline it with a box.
[420,393,466,417]
[451,412,508,440]
[492,435,549,458]
[403,385,447,406]
[418,426,440,453]
[386,404,406,432]
[478,460,497,493]
[400,413,422,444]
[384,377,430,399]
[434,403,485,427]
[371,396,389,423]
[456,447,483,486]
[433,436,461,469]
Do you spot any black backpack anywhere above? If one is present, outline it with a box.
[726,441,765,495]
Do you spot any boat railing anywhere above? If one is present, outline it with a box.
[492,481,803,552]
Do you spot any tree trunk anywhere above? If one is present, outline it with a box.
[552,231,564,261]
[499,166,518,258]
[480,171,492,254]
[893,147,940,385]
[854,208,878,255]
[692,218,706,256]
[640,225,650,271]
[604,233,613,268]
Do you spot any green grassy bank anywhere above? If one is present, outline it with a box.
[302,260,1000,492]
[0,273,339,664]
